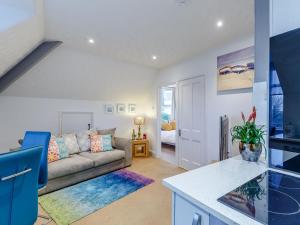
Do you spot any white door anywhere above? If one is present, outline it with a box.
[178,76,205,170]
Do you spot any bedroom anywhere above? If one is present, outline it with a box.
[159,84,177,164]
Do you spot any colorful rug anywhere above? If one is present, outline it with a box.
[39,169,154,225]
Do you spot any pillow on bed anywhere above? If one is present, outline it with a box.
[162,123,172,131]
[170,121,176,130]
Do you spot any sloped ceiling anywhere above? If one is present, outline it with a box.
[0,0,44,78]
[44,0,254,69]
[1,46,158,101]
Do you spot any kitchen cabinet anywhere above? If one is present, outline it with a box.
[173,193,227,225]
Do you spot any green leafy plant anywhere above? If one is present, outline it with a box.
[235,174,266,203]
[231,106,266,149]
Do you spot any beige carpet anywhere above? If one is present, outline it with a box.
[36,157,185,225]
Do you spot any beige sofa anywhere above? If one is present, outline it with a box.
[39,137,132,195]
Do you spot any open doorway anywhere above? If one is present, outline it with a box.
[158,84,177,164]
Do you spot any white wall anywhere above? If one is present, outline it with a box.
[0,46,158,152]
[0,96,155,152]
[155,37,254,163]
[0,0,44,76]
[271,0,300,37]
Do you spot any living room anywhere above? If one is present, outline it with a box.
[2,0,296,225]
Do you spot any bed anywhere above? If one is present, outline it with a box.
[161,130,176,146]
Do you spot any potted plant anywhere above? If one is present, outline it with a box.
[231,106,266,162]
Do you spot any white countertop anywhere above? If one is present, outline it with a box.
[163,156,268,225]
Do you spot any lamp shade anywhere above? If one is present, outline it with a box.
[134,116,145,126]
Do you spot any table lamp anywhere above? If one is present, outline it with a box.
[134,116,145,140]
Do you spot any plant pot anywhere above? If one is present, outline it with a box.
[239,142,262,162]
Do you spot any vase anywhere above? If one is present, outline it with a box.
[239,142,262,162]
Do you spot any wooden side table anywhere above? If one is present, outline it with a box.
[132,139,150,157]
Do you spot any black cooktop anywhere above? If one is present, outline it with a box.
[218,170,300,225]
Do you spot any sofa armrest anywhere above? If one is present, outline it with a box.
[114,137,132,166]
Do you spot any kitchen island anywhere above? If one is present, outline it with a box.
[163,156,267,225]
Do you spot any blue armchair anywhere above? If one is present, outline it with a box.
[21,131,51,189]
[0,146,42,225]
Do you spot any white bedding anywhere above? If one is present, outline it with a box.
[161,130,176,145]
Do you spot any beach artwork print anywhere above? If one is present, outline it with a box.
[217,46,254,91]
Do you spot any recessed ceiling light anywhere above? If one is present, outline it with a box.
[174,0,190,6]
[152,55,157,60]
[88,38,95,44]
[217,20,223,28]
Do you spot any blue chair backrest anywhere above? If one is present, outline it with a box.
[0,147,42,225]
[21,131,51,189]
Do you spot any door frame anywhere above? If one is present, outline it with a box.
[156,75,206,167]
[177,75,206,169]
[156,82,179,165]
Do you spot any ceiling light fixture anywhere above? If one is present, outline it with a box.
[152,55,157,60]
[217,20,223,28]
[88,38,95,44]
[174,0,190,6]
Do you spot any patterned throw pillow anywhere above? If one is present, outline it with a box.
[63,133,80,155]
[48,136,59,163]
[77,130,92,152]
[90,133,103,153]
[102,134,113,151]
[56,137,69,159]
[97,128,116,147]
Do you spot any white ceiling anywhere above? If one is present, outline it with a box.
[44,0,254,69]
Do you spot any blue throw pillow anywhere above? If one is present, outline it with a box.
[102,134,113,151]
[56,137,69,159]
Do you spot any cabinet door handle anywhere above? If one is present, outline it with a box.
[192,213,201,225]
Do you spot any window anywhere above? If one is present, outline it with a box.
[269,66,283,135]
[161,87,175,121]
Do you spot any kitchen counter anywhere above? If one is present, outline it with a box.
[163,156,267,225]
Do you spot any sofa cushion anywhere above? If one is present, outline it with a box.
[76,130,92,152]
[79,150,125,167]
[90,133,103,153]
[48,136,60,163]
[102,135,113,151]
[56,137,69,159]
[97,128,116,147]
[48,154,94,180]
[63,133,80,154]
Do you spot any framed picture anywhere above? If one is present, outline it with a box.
[217,46,254,91]
[104,104,114,114]
[117,104,126,113]
[128,104,136,113]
